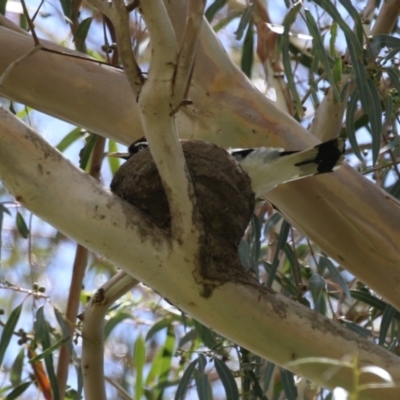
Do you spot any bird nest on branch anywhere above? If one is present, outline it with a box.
[111,140,256,296]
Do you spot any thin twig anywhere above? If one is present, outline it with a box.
[20,0,40,45]
[171,0,206,112]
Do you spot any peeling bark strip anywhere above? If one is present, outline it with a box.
[110,140,256,295]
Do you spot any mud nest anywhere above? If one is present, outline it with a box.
[111,140,256,295]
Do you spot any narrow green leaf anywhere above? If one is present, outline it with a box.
[205,0,227,23]
[368,34,400,59]
[178,328,196,347]
[379,305,397,346]
[250,215,261,270]
[73,17,92,52]
[309,274,327,314]
[313,0,362,53]
[346,90,364,162]
[338,0,364,44]
[79,133,98,170]
[350,289,389,311]
[278,3,303,119]
[54,308,74,355]
[262,361,275,393]
[213,10,242,33]
[193,320,217,349]
[386,68,400,99]
[267,220,290,287]
[195,354,212,400]
[0,203,10,262]
[263,213,282,237]
[175,359,198,400]
[29,337,70,363]
[0,0,6,16]
[235,7,251,40]
[146,317,179,341]
[238,239,251,270]
[329,22,338,56]
[35,306,59,400]
[283,243,297,272]
[385,95,393,128]
[340,319,372,337]
[16,212,29,239]
[241,21,253,78]
[0,303,23,368]
[305,10,340,102]
[280,368,298,400]
[214,358,239,400]
[59,0,71,20]
[134,335,146,400]
[365,78,382,165]
[104,312,133,340]
[145,326,175,386]
[56,128,82,152]
[332,57,342,86]
[319,256,351,300]
[10,347,25,386]
[5,381,32,400]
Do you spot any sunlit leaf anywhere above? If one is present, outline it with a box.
[145,326,175,388]
[56,128,82,152]
[134,334,146,400]
[107,140,121,176]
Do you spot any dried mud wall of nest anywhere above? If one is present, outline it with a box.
[111,140,256,296]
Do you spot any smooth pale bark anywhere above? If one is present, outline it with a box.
[1,107,400,398]
[1,23,400,309]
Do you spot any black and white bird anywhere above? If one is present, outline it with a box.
[110,138,345,197]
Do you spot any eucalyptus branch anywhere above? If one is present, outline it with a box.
[139,0,200,242]
[82,272,139,400]
[2,106,400,397]
[87,0,144,95]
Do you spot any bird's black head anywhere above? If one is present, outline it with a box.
[128,137,149,157]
